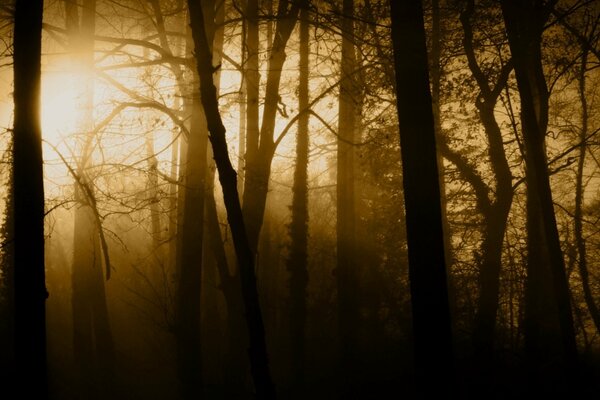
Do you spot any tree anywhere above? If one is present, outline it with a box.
[187,0,276,398]
[336,0,361,385]
[286,0,310,388]
[454,0,514,371]
[65,2,116,396]
[241,0,299,254]
[173,9,210,400]
[574,32,600,337]
[12,0,47,397]
[389,0,455,397]
[429,0,455,280]
[500,0,578,382]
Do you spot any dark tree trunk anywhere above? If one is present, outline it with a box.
[500,0,578,376]
[336,0,360,386]
[237,9,247,197]
[287,1,310,388]
[389,1,456,398]
[501,1,574,389]
[205,186,247,391]
[175,77,208,398]
[431,11,515,368]
[429,0,454,274]
[200,0,227,388]
[574,48,600,334]
[0,165,14,384]
[245,0,259,175]
[458,0,514,373]
[187,1,276,398]
[174,0,224,395]
[180,2,248,390]
[12,0,47,397]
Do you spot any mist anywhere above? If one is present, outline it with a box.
[2,0,600,399]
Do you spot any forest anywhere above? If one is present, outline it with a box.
[1,0,600,398]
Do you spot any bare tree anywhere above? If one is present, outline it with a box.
[187,0,276,398]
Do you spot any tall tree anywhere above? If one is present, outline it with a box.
[432,2,515,370]
[574,43,600,335]
[336,0,360,385]
[174,29,209,400]
[237,1,247,197]
[65,1,116,396]
[500,0,578,372]
[0,151,14,387]
[457,0,514,369]
[389,0,456,397]
[429,0,454,275]
[244,0,259,203]
[241,0,299,254]
[187,1,276,398]
[12,0,47,397]
[287,0,310,387]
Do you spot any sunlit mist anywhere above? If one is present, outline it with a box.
[2,0,600,399]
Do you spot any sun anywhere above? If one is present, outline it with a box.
[41,68,78,145]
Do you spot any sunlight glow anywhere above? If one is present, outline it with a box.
[41,69,78,145]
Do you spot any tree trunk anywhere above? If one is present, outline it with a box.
[174,0,224,395]
[175,73,208,397]
[238,8,247,197]
[71,183,115,398]
[500,0,578,375]
[147,0,186,272]
[241,0,299,254]
[66,1,116,396]
[187,1,276,398]
[457,3,515,367]
[430,0,454,274]
[574,48,600,334]
[389,1,456,397]
[12,0,47,397]
[145,129,163,253]
[244,0,259,185]
[0,165,14,384]
[336,0,360,386]
[472,105,513,364]
[287,1,309,388]
[205,186,248,391]
[201,0,227,387]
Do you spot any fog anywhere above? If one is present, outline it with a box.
[2,0,600,399]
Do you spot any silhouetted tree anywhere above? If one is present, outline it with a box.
[574,39,600,336]
[500,0,578,376]
[12,0,47,397]
[286,0,310,388]
[241,0,299,254]
[389,0,455,397]
[429,0,454,274]
[187,0,276,398]
[174,18,209,400]
[457,0,514,372]
[336,0,361,387]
